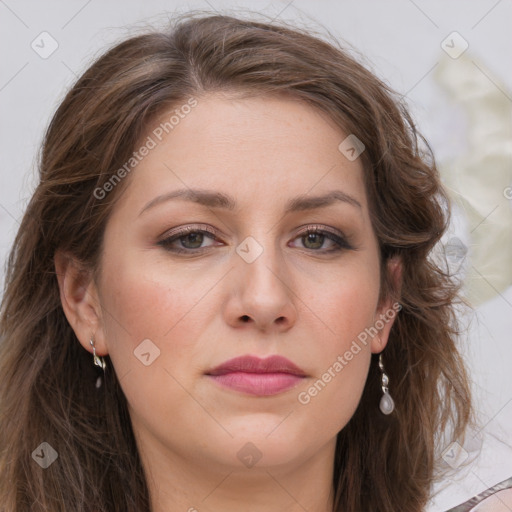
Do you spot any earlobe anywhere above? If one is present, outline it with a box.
[54,250,108,356]
[370,302,400,354]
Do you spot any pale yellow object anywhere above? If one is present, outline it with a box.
[434,52,512,306]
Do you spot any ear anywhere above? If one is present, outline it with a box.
[371,256,403,354]
[54,250,108,356]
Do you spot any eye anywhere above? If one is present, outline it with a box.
[290,226,353,253]
[157,225,222,254]
[157,224,353,255]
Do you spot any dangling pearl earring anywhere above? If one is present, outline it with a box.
[378,353,395,415]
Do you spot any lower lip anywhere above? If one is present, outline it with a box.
[207,372,305,396]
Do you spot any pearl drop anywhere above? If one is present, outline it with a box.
[380,392,395,415]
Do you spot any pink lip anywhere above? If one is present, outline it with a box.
[205,355,307,396]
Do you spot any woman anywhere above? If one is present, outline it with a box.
[0,11,472,512]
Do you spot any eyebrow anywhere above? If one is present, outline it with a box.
[138,188,362,217]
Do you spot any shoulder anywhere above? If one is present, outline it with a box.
[444,476,512,511]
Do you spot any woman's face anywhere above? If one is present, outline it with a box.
[87,93,398,474]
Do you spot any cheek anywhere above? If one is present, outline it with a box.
[295,260,379,432]
[100,249,220,339]
[97,252,219,380]
[97,257,218,431]
[311,257,381,350]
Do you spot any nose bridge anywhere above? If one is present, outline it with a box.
[236,233,287,296]
[231,232,296,330]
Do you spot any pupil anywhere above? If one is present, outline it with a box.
[305,233,323,249]
[183,232,203,248]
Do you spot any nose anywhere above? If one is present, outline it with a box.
[223,240,298,333]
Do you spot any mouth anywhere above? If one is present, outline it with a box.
[205,355,307,396]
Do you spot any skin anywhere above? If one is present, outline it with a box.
[55,92,401,512]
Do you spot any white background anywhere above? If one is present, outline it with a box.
[1,1,511,510]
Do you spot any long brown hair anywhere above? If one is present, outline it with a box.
[0,11,471,511]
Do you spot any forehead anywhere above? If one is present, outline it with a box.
[116,93,369,216]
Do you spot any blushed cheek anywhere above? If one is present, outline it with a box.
[98,262,190,365]
[319,276,379,349]
[99,254,227,386]
[98,267,205,423]
[302,272,376,429]
[319,285,374,387]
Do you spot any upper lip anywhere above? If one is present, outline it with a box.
[206,355,307,377]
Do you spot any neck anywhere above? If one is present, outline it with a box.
[140,436,337,512]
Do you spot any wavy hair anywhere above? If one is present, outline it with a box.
[0,11,471,511]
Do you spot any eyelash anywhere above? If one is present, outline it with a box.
[157,224,354,255]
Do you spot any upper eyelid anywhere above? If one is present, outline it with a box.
[295,224,345,237]
[161,224,217,238]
